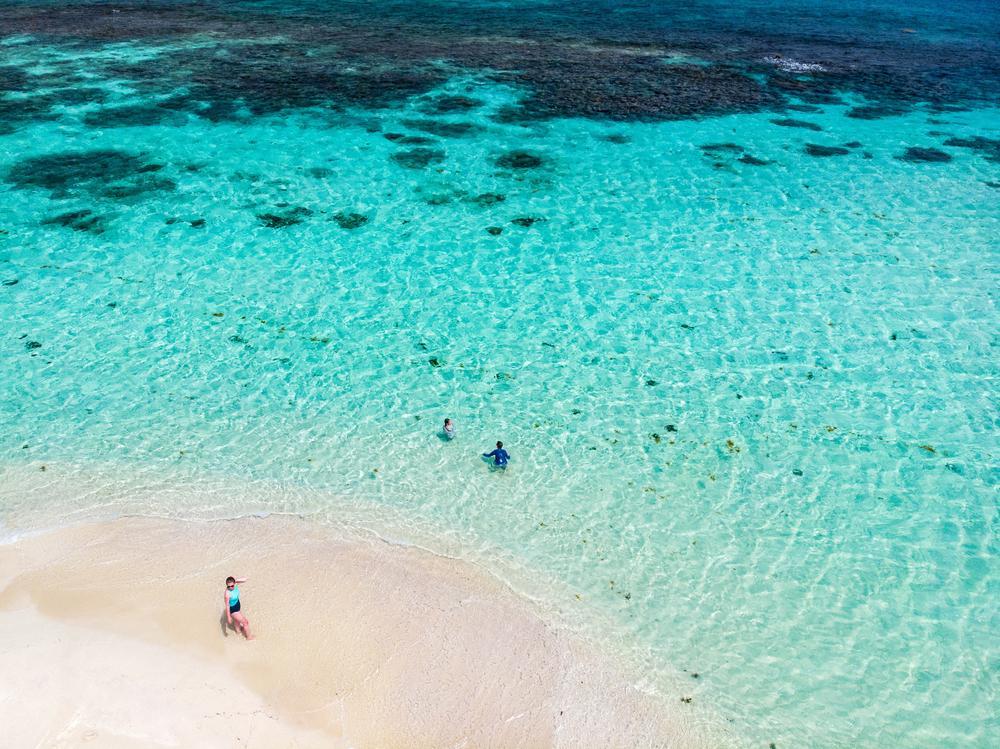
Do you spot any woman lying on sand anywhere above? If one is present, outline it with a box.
[225,576,254,639]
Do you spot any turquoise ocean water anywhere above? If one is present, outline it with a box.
[1,1,998,746]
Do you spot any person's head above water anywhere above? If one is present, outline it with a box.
[444,418,452,427]
[226,576,236,588]
[496,441,503,449]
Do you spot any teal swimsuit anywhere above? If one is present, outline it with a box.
[227,584,241,614]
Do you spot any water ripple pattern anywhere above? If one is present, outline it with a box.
[1,1,998,747]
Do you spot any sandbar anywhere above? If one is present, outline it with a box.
[0,516,717,748]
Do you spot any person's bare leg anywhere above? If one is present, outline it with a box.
[234,612,254,640]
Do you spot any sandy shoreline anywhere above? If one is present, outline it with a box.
[0,516,716,748]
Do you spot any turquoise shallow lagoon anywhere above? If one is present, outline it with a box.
[1,2,999,746]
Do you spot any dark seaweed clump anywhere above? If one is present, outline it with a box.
[257,207,313,228]
[805,144,850,157]
[418,95,482,114]
[897,147,952,163]
[700,143,744,154]
[6,149,177,203]
[465,193,506,207]
[258,213,301,228]
[942,136,1000,162]
[384,132,437,145]
[398,135,437,145]
[332,211,368,229]
[5,149,157,198]
[0,94,56,135]
[41,209,107,234]
[496,150,543,169]
[845,104,909,120]
[421,192,457,206]
[390,148,446,169]
[770,118,822,131]
[738,154,771,166]
[400,118,478,138]
[164,215,202,226]
[700,142,770,166]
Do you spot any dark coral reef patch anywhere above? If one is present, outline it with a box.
[942,136,1000,162]
[738,154,771,166]
[495,150,543,169]
[257,207,313,228]
[700,143,744,154]
[41,209,108,234]
[5,149,158,198]
[465,193,506,207]
[400,118,479,138]
[896,147,952,163]
[770,118,822,131]
[805,143,850,157]
[391,148,446,169]
[418,94,482,114]
[332,211,368,229]
[845,104,909,120]
[0,1,997,126]
[700,142,770,166]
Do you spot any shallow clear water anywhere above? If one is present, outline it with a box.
[1,1,998,746]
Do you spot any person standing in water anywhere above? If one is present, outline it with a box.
[443,418,456,440]
[225,576,254,640]
[483,441,510,468]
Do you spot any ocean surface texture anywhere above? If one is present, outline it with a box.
[1,1,998,746]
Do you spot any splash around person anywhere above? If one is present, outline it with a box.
[225,576,254,639]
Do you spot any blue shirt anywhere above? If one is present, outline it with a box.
[484,448,510,466]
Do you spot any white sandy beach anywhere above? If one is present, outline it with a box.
[0,516,713,748]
